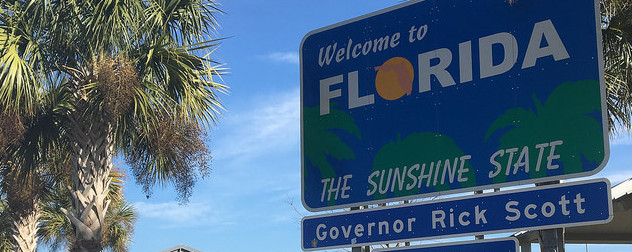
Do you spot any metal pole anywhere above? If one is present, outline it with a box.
[520,241,532,252]
[351,245,364,252]
[351,206,370,252]
[351,206,362,252]
[474,190,484,240]
[404,200,410,247]
[536,181,565,252]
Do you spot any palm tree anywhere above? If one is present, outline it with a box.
[0,169,42,252]
[0,1,225,250]
[602,0,632,133]
[0,108,50,252]
[38,170,137,252]
[0,196,13,252]
[2,128,125,252]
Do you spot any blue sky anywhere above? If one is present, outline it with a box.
[114,1,632,251]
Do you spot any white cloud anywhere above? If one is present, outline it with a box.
[262,52,299,64]
[201,88,303,221]
[567,170,632,186]
[212,88,300,162]
[603,170,632,184]
[133,201,236,228]
[610,133,632,145]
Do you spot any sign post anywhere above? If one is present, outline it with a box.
[301,0,608,211]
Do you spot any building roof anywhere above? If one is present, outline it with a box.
[514,178,632,244]
[159,245,202,252]
[563,178,632,244]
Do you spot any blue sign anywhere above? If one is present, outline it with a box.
[301,179,612,251]
[300,0,609,211]
[373,238,518,252]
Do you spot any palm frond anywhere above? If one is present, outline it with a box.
[143,0,223,44]
[132,36,226,128]
[0,197,14,252]
[0,32,43,114]
[484,107,538,141]
[123,112,211,202]
[85,0,144,53]
[602,0,632,133]
[37,184,73,251]
[7,83,72,179]
[103,200,136,252]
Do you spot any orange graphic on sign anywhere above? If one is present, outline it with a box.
[374,57,414,100]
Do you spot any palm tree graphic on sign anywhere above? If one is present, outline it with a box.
[303,104,361,205]
[484,80,605,184]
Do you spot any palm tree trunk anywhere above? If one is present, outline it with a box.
[63,114,113,252]
[11,209,39,252]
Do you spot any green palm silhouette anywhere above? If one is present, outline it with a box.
[484,80,605,183]
[303,104,361,188]
[371,132,476,199]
